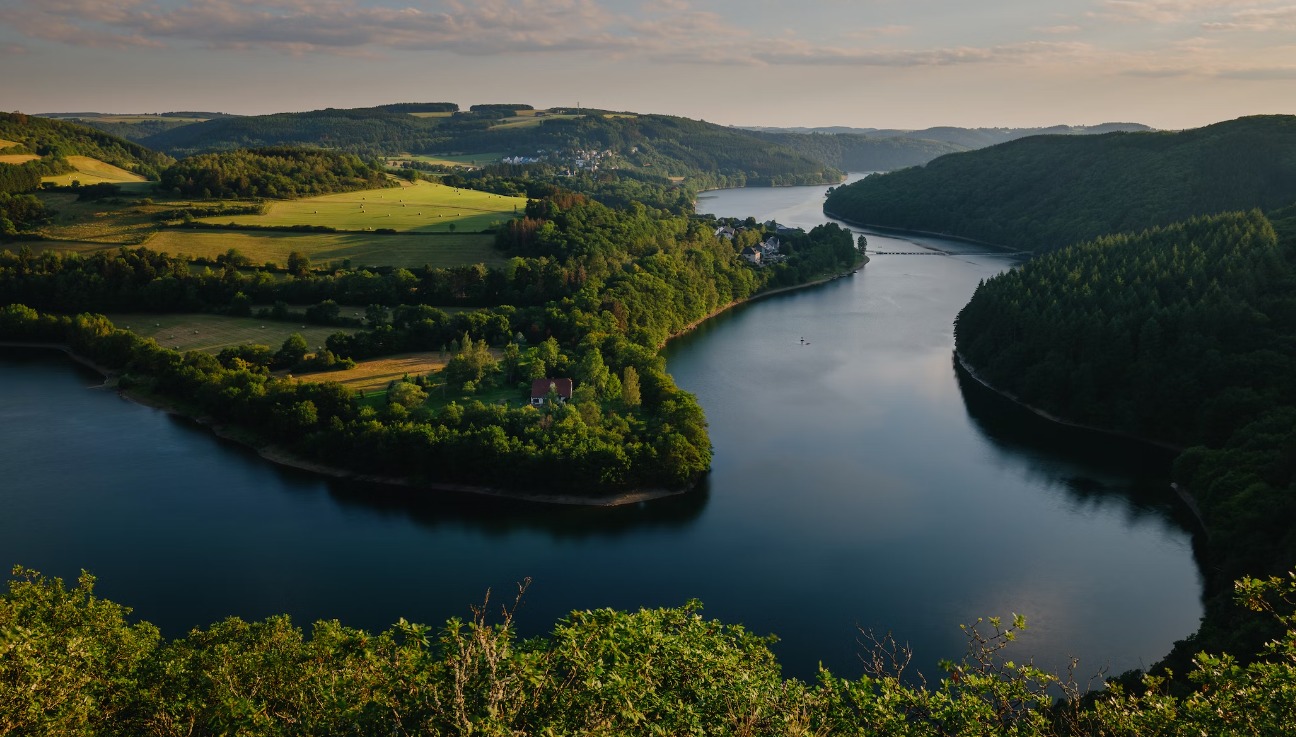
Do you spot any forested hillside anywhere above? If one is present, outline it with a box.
[0,112,174,179]
[744,130,966,171]
[140,106,842,187]
[159,147,392,198]
[825,115,1296,251]
[954,207,1296,671]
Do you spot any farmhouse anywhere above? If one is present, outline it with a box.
[531,378,573,405]
[740,245,762,265]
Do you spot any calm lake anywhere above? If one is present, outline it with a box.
[0,175,1202,681]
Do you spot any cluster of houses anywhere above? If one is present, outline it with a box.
[499,148,618,174]
[714,225,786,266]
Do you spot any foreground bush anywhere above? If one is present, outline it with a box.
[3,567,1296,735]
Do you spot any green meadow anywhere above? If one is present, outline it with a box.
[392,153,504,168]
[145,230,506,269]
[104,313,348,355]
[196,180,525,233]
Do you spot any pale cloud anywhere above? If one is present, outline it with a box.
[749,41,1095,68]
[0,0,627,55]
[1033,24,1083,34]
[1,42,28,55]
[1095,0,1277,24]
[1201,5,1296,30]
[0,0,1093,70]
[841,25,912,40]
[1216,65,1296,78]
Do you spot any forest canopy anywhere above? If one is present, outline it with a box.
[824,115,1296,251]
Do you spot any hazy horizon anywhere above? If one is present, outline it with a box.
[3,0,1295,130]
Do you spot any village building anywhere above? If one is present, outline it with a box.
[531,378,573,405]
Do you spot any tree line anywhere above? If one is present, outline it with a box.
[158,147,393,198]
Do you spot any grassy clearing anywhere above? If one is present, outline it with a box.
[295,352,450,393]
[0,153,40,164]
[196,179,525,233]
[145,229,506,269]
[407,112,455,119]
[42,156,149,186]
[106,313,349,354]
[33,193,162,245]
[20,240,121,256]
[393,153,504,168]
[295,349,519,408]
[489,114,582,130]
[0,138,20,150]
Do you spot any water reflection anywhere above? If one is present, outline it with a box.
[322,477,711,539]
[160,407,712,539]
[953,356,1202,538]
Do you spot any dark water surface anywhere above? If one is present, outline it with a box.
[1,176,1201,681]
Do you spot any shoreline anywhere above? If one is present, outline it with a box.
[953,351,1210,534]
[953,350,1185,453]
[0,341,688,508]
[1,256,863,508]
[659,257,867,348]
[822,210,1026,253]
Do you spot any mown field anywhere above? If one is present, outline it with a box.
[391,153,503,168]
[488,113,583,130]
[106,313,349,354]
[42,155,149,186]
[0,153,40,164]
[33,193,162,245]
[145,230,506,269]
[295,352,450,393]
[195,180,525,233]
[0,138,20,150]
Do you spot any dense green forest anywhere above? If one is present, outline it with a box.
[955,207,1296,676]
[139,106,842,187]
[158,147,393,198]
[825,115,1296,251]
[4,563,1296,735]
[0,112,174,179]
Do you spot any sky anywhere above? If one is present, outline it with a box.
[2,0,1295,130]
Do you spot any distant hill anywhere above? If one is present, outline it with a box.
[33,112,240,144]
[741,130,967,172]
[737,123,1151,172]
[0,112,174,180]
[824,115,1296,251]
[141,105,842,187]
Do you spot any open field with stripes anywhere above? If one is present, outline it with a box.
[145,230,506,269]
[195,180,525,233]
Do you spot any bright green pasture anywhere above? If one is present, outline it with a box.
[145,229,506,269]
[105,313,349,355]
[196,180,525,233]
